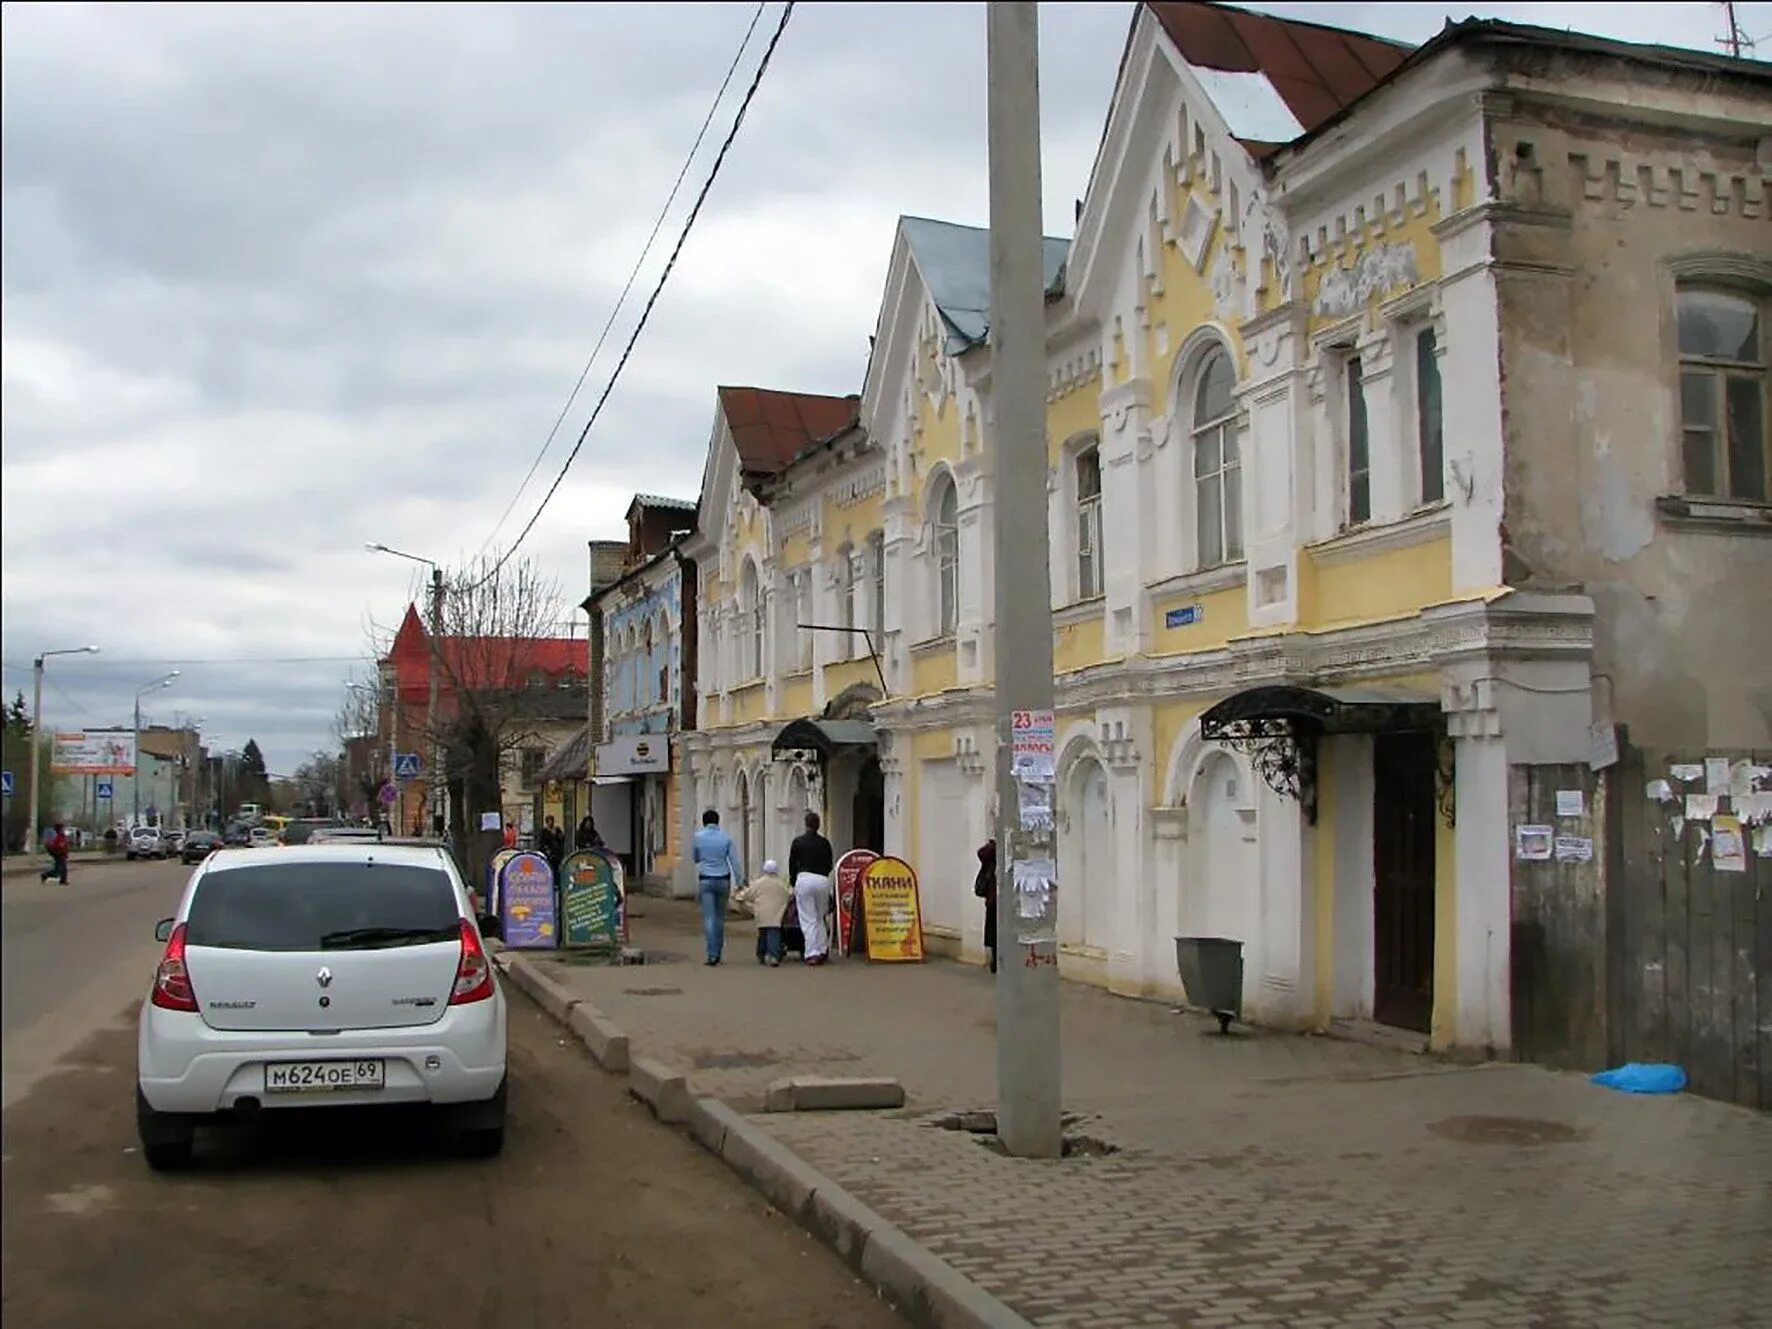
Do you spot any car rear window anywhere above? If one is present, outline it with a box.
[185,862,461,952]
[281,820,340,845]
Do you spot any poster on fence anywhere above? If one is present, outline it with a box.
[560,849,624,948]
[833,849,878,958]
[498,852,557,949]
[860,855,925,963]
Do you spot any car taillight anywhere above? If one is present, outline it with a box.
[150,923,199,1012]
[449,918,494,1005]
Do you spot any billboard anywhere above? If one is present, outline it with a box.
[51,731,136,776]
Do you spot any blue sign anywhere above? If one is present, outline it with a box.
[0,771,11,798]
[97,779,114,801]
[1165,604,1205,629]
[393,752,422,780]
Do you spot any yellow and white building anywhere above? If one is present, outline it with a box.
[681,3,1771,1057]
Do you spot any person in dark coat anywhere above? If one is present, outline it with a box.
[576,814,604,852]
[975,839,997,973]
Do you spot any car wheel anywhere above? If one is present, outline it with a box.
[136,1087,196,1171]
[454,1078,506,1159]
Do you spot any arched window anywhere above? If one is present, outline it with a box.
[1192,346,1242,567]
[931,476,959,636]
[740,560,763,680]
[1678,286,1767,500]
[1074,445,1104,599]
[868,530,886,647]
[837,546,855,660]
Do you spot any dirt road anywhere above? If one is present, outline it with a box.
[0,990,904,1329]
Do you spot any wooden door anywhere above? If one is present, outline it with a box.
[1374,732,1437,1032]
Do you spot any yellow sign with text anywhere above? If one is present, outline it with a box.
[860,855,925,963]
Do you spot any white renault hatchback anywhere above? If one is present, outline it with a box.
[136,843,507,1169]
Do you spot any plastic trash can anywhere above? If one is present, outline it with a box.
[1175,936,1244,1034]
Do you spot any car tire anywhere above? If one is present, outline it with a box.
[454,1078,506,1159]
[136,1087,196,1171]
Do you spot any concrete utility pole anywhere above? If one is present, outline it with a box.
[132,672,180,824]
[429,564,445,833]
[986,0,1062,1159]
[28,645,99,847]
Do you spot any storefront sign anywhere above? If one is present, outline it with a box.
[596,733,670,775]
[860,855,924,963]
[499,852,557,949]
[51,730,136,775]
[832,849,878,958]
[561,849,624,948]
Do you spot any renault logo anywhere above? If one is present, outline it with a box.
[316,966,333,988]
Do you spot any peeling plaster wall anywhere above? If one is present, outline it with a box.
[1485,59,1772,749]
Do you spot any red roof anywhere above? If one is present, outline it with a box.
[1146,2,1411,152]
[381,602,586,699]
[717,386,857,477]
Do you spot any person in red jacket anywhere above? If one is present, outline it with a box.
[39,819,70,885]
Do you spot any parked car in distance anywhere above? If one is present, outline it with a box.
[127,827,166,860]
[161,829,186,855]
[308,826,383,845]
[279,818,344,847]
[245,827,277,849]
[135,844,507,1169]
[180,831,224,864]
[223,823,252,847]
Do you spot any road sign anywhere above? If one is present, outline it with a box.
[97,779,114,801]
[378,783,398,807]
[0,771,11,798]
[393,752,422,780]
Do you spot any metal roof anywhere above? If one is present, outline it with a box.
[899,217,1071,355]
[717,386,858,477]
[537,724,594,783]
[1199,684,1441,737]
[628,493,698,514]
[770,717,878,758]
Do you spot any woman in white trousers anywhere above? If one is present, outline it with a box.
[788,809,837,966]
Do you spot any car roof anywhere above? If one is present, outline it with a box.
[199,844,455,872]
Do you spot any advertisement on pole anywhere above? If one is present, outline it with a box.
[51,731,136,776]
[832,849,877,959]
[860,855,925,963]
[560,849,624,949]
[498,852,557,949]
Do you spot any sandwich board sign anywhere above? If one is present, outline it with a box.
[560,849,624,950]
[498,852,557,949]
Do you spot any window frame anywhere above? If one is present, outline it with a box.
[1676,284,1768,503]
[931,476,959,639]
[836,547,856,661]
[1189,345,1242,569]
[739,560,764,682]
[868,531,886,651]
[1344,352,1372,528]
[1074,445,1105,601]
[1412,324,1445,507]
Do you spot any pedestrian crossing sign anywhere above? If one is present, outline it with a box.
[394,753,421,780]
[97,779,114,800]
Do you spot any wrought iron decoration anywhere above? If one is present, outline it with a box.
[1206,716,1319,824]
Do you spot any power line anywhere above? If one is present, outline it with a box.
[471,0,797,588]
[476,1,769,560]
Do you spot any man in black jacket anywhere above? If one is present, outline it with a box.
[788,810,836,965]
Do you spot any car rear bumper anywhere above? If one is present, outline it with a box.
[137,994,506,1115]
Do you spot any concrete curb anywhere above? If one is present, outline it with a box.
[498,959,1034,1329]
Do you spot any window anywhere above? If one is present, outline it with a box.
[1346,354,1371,525]
[868,531,886,650]
[1192,347,1242,566]
[1075,447,1104,599]
[932,478,959,636]
[520,747,545,786]
[1678,287,1767,501]
[740,561,763,680]
[184,863,458,951]
[837,549,855,659]
[1415,328,1444,504]
[849,548,866,655]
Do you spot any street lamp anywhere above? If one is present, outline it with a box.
[367,541,446,834]
[26,645,100,851]
[132,672,180,825]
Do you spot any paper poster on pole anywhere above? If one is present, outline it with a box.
[499,852,557,949]
[859,856,924,962]
[832,849,878,959]
[1017,780,1054,832]
[1010,709,1056,783]
[1515,825,1553,861]
[1712,815,1747,873]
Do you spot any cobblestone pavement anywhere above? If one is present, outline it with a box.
[534,901,1772,1328]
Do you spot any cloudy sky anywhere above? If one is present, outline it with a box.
[2,0,1762,776]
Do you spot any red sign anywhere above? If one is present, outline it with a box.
[832,849,878,959]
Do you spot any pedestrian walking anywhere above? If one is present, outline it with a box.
[734,859,792,967]
[539,814,565,878]
[39,819,70,886]
[975,838,998,973]
[575,813,604,852]
[789,811,836,966]
[691,808,741,966]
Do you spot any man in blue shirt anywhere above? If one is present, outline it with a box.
[691,808,742,965]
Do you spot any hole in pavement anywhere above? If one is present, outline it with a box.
[1428,1115,1583,1146]
[925,1110,1118,1158]
[622,986,683,997]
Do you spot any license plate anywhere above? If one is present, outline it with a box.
[264,1060,385,1093]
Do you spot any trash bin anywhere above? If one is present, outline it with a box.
[1174,936,1244,1034]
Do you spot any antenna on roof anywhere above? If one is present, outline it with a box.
[1717,1,1757,57]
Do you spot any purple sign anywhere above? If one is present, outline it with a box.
[499,852,557,949]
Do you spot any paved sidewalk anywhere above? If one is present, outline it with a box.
[531,901,1772,1328]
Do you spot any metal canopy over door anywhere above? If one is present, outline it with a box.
[1373,731,1437,1033]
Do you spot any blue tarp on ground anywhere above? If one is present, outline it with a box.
[1591,1063,1687,1094]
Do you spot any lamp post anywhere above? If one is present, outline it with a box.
[367,542,446,834]
[132,672,180,825]
[27,645,99,850]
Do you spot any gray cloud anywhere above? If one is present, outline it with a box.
[4,0,1759,773]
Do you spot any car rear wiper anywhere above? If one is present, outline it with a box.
[318,926,459,950]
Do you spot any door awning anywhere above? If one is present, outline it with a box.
[771,717,877,758]
[1198,685,1441,739]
